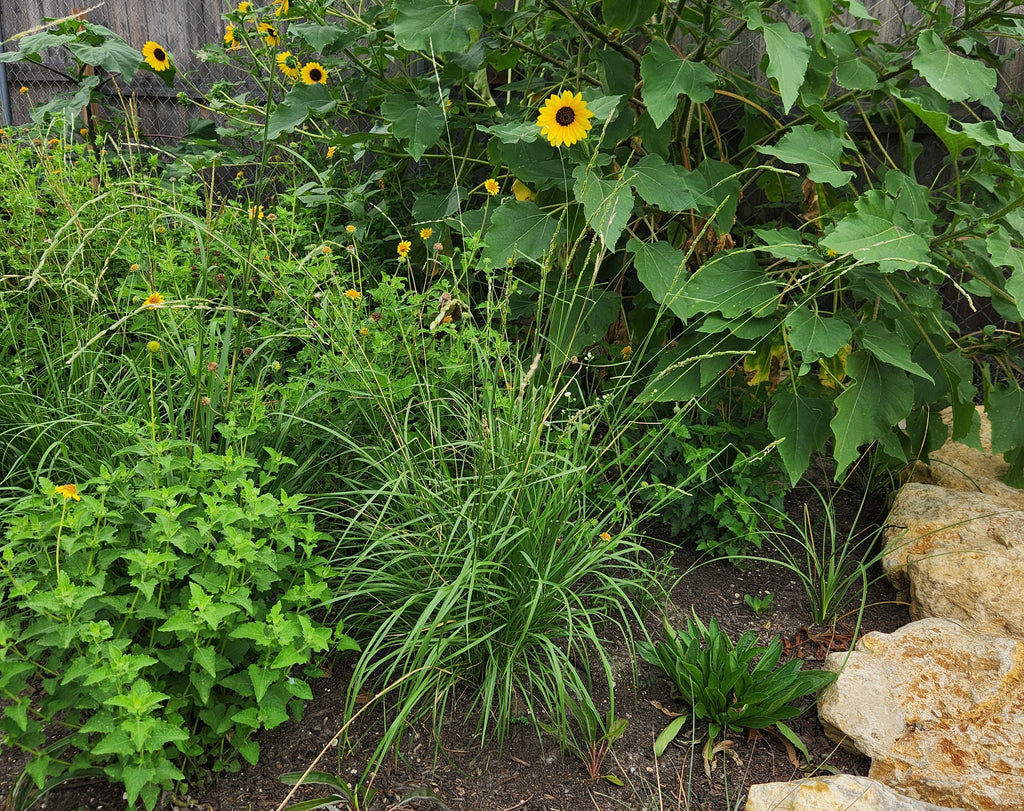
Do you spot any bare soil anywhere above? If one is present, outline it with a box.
[2,476,910,811]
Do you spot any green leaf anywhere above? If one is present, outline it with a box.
[266,84,336,141]
[640,39,717,128]
[831,351,914,475]
[602,0,661,32]
[768,392,833,485]
[625,154,707,212]
[987,228,1024,319]
[572,165,633,248]
[654,715,690,757]
[67,40,142,81]
[547,287,622,368]
[821,195,932,272]
[857,321,932,381]
[797,0,832,43]
[380,94,446,161]
[987,384,1024,455]
[481,200,560,268]
[912,30,997,105]
[761,23,811,114]
[893,93,972,159]
[289,22,355,54]
[785,307,851,360]
[826,32,877,91]
[757,125,853,187]
[248,664,274,704]
[193,645,218,678]
[685,251,779,318]
[393,0,482,53]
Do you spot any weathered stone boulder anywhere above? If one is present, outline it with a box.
[744,774,966,811]
[882,482,1024,637]
[818,617,1024,811]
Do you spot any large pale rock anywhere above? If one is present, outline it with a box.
[819,617,1024,810]
[745,774,966,811]
[882,482,1024,637]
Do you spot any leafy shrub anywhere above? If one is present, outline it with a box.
[0,435,356,809]
[639,613,836,758]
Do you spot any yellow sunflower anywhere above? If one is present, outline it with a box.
[301,61,327,85]
[237,2,252,12]
[224,24,237,49]
[535,91,593,148]
[258,22,280,46]
[274,0,290,17]
[142,41,172,72]
[276,51,300,80]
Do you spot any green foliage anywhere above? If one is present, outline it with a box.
[638,613,836,759]
[0,440,356,809]
[743,592,774,616]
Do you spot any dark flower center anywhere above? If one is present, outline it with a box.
[555,106,575,126]
[309,68,323,81]
[154,47,167,61]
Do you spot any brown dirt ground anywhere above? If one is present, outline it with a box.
[2,476,910,811]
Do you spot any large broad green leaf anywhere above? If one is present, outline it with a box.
[572,166,633,249]
[826,32,877,91]
[625,154,707,212]
[630,239,779,320]
[266,84,336,140]
[602,0,661,32]
[785,307,851,360]
[988,384,1024,457]
[413,186,465,223]
[821,192,932,272]
[68,39,143,81]
[769,391,833,485]
[380,94,446,161]
[694,161,741,231]
[756,125,853,187]
[894,93,972,159]
[797,0,833,43]
[959,121,1024,155]
[831,351,914,475]
[640,39,716,128]
[393,0,482,53]
[478,120,540,144]
[289,22,356,54]
[761,23,811,114]
[482,200,560,268]
[857,321,932,381]
[912,30,997,106]
[547,287,622,368]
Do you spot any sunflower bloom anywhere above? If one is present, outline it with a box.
[237,1,252,11]
[301,61,327,85]
[397,240,412,259]
[484,178,499,195]
[224,24,237,49]
[536,91,593,148]
[276,51,300,80]
[55,484,80,501]
[274,0,289,16]
[344,289,362,301]
[142,41,172,72]
[420,227,433,240]
[258,22,280,46]
[143,292,165,309]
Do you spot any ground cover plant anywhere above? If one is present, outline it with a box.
[1,0,1024,807]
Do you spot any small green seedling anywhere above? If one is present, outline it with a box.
[744,592,774,615]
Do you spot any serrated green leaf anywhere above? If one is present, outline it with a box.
[602,0,661,32]
[393,0,482,53]
[857,321,932,381]
[248,663,274,704]
[266,84,336,141]
[912,30,996,105]
[821,205,931,272]
[761,23,810,114]
[380,94,445,161]
[194,645,218,678]
[831,351,914,475]
[757,125,853,187]
[987,228,1024,319]
[785,307,851,360]
[572,165,633,248]
[288,22,355,54]
[894,93,972,159]
[481,200,560,268]
[68,39,142,81]
[640,39,716,128]
[625,154,706,211]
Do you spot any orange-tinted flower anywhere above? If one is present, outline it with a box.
[55,484,80,501]
[143,292,165,309]
[397,240,412,258]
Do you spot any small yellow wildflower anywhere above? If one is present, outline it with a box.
[484,178,499,195]
[360,327,369,336]
[344,289,362,301]
[236,170,244,179]
[48,138,59,147]
[143,292,165,309]
[536,91,594,148]
[420,227,433,240]
[80,128,88,136]
[327,145,337,159]
[148,340,161,354]
[621,345,632,359]
[599,531,612,542]
[55,484,81,501]
[130,263,140,272]
[248,204,264,220]
[321,245,332,255]
[19,86,28,94]
[397,240,412,258]
[345,224,356,233]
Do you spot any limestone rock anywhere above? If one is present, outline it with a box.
[882,482,1024,637]
[818,617,1024,811]
[744,774,966,811]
